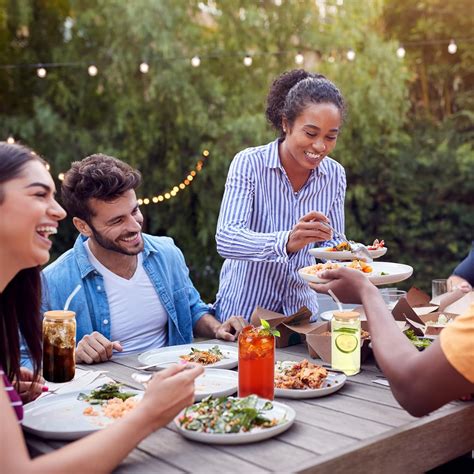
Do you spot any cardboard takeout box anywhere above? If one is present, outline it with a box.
[250,306,319,348]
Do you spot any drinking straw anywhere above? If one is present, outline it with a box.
[64,284,81,311]
[328,289,343,312]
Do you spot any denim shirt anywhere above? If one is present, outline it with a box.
[40,234,210,350]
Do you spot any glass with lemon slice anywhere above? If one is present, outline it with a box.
[331,311,361,375]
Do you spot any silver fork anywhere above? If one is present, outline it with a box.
[323,223,373,262]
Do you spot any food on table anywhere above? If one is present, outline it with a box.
[304,262,341,274]
[80,383,140,420]
[425,314,451,327]
[78,383,137,404]
[326,239,385,252]
[180,345,225,365]
[367,239,385,250]
[320,329,370,339]
[275,359,328,390]
[347,259,373,273]
[328,241,352,252]
[239,322,276,399]
[178,395,279,434]
[404,329,432,350]
[83,397,139,419]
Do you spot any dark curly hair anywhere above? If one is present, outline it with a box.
[266,69,346,137]
[61,154,142,223]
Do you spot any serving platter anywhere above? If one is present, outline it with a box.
[299,261,413,286]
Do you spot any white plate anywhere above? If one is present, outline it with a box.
[299,261,413,286]
[309,246,387,261]
[22,389,143,440]
[194,369,238,401]
[138,343,238,370]
[174,398,295,444]
[274,363,346,399]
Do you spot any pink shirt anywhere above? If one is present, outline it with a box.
[1,366,23,422]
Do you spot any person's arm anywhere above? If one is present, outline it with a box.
[447,274,472,292]
[1,364,203,474]
[215,153,292,263]
[193,314,247,342]
[311,268,474,417]
[451,243,474,287]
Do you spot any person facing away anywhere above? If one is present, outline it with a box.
[0,142,203,473]
[448,241,474,292]
[39,153,246,365]
[311,267,474,417]
[214,69,347,321]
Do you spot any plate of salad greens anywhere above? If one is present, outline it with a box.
[22,383,143,440]
[175,395,295,444]
[138,344,238,370]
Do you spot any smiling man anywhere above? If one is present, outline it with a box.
[40,154,246,364]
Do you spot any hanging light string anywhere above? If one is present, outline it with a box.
[4,136,209,205]
[136,150,210,206]
[0,38,470,74]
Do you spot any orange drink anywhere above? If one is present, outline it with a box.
[238,325,275,400]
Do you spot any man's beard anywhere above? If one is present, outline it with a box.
[89,225,144,256]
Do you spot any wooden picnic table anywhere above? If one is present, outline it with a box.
[24,339,474,473]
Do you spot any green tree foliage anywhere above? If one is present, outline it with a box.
[0,0,471,300]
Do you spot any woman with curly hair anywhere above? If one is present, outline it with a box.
[214,69,347,321]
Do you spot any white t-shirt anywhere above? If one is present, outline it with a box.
[85,240,168,354]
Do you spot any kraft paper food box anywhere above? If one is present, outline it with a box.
[305,320,371,364]
[392,289,472,336]
[250,306,319,348]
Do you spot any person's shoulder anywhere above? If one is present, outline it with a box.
[232,141,276,166]
[144,234,180,253]
[43,248,76,277]
[322,156,345,175]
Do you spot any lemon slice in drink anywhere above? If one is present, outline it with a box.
[335,334,358,354]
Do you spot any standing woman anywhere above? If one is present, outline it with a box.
[214,69,347,321]
[0,142,203,473]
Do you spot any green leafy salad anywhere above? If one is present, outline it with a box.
[405,329,432,350]
[178,395,281,434]
[78,383,137,405]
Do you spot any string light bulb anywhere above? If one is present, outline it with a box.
[88,65,98,76]
[396,46,406,58]
[143,198,150,205]
[243,55,253,66]
[58,173,65,181]
[346,49,356,61]
[6,136,15,144]
[294,53,304,65]
[37,67,47,78]
[139,62,149,73]
[448,39,457,54]
[191,56,201,67]
[327,55,335,63]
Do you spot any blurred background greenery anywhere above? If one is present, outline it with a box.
[1,0,473,301]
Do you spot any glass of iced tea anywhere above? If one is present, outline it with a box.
[238,325,275,400]
[42,310,76,383]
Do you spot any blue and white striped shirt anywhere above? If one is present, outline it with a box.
[213,138,346,321]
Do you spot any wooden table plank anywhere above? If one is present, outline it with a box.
[294,404,474,474]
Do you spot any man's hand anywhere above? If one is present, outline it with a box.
[447,275,472,293]
[76,331,123,364]
[215,316,248,341]
[15,368,46,403]
[309,267,374,304]
[287,211,332,254]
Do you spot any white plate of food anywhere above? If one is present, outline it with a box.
[274,360,346,399]
[299,261,413,286]
[138,344,238,370]
[194,369,238,401]
[309,239,387,261]
[22,384,143,440]
[175,395,295,444]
